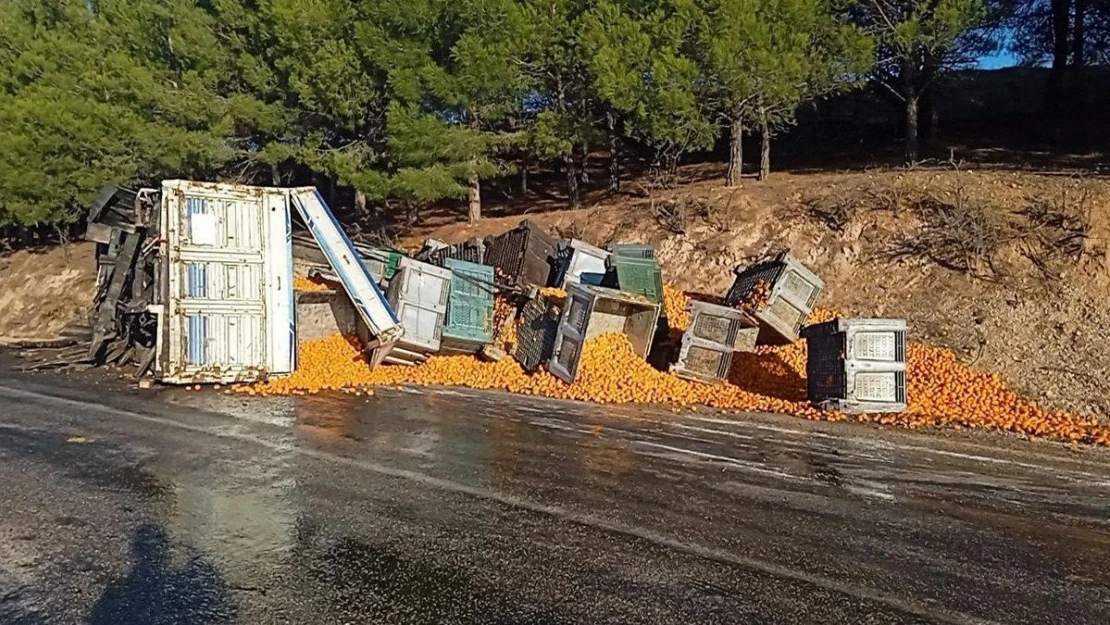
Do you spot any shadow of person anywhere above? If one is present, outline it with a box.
[87,524,236,625]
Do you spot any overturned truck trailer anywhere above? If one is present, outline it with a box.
[157,181,297,384]
[152,182,401,384]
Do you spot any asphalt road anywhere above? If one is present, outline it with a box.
[1,366,1108,625]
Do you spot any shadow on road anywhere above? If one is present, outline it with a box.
[86,524,236,625]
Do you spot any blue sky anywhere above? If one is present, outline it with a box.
[977,50,1021,69]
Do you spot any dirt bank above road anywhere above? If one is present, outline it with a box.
[0,243,95,342]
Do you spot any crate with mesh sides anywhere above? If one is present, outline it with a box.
[670,339,733,384]
[548,285,661,383]
[607,243,655,259]
[686,301,760,352]
[603,255,664,304]
[442,259,495,349]
[417,237,486,268]
[514,296,560,372]
[801,318,907,413]
[554,239,609,287]
[725,252,824,345]
[483,220,558,287]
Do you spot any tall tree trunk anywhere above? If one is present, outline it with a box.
[725,115,743,187]
[270,163,281,186]
[564,153,580,207]
[1045,0,1072,114]
[328,177,337,209]
[607,110,620,194]
[758,115,771,182]
[577,143,589,185]
[467,173,481,223]
[905,97,919,163]
[1070,0,1086,107]
[520,156,529,195]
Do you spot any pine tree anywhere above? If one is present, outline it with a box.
[580,1,716,182]
[846,0,988,162]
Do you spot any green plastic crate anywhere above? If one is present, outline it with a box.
[605,255,664,303]
[443,259,495,345]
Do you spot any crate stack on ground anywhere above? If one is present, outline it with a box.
[670,301,759,384]
[801,318,908,413]
[725,251,824,345]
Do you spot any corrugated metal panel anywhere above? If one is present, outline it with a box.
[161,181,295,384]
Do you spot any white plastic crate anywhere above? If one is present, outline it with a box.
[726,252,824,345]
[557,239,610,287]
[801,318,907,413]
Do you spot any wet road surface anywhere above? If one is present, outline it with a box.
[1,367,1108,625]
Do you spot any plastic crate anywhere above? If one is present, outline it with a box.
[604,255,664,303]
[555,239,609,287]
[443,259,495,346]
[607,243,655,259]
[801,318,907,413]
[418,237,486,268]
[725,252,824,345]
[373,259,452,361]
[514,296,560,372]
[549,285,660,383]
[670,339,733,384]
[483,220,558,287]
[686,301,760,352]
[392,258,451,311]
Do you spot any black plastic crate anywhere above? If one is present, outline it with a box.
[484,220,558,287]
[514,296,560,372]
[418,237,486,268]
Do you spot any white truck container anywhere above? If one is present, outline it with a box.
[159,181,295,384]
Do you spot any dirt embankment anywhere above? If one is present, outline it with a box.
[406,166,1110,420]
[0,243,96,342]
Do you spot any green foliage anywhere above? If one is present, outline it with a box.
[580,0,716,166]
[699,0,873,128]
[0,0,987,225]
[0,0,236,226]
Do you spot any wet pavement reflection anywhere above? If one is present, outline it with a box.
[1,374,1109,624]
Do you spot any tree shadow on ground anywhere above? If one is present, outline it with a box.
[86,524,236,625]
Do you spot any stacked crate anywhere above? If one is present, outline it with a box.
[363,248,405,286]
[607,243,655,259]
[372,258,452,366]
[801,318,908,413]
[670,301,760,384]
[441,258,495,354]
[549,285,661,383]
[725,252,824,345]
